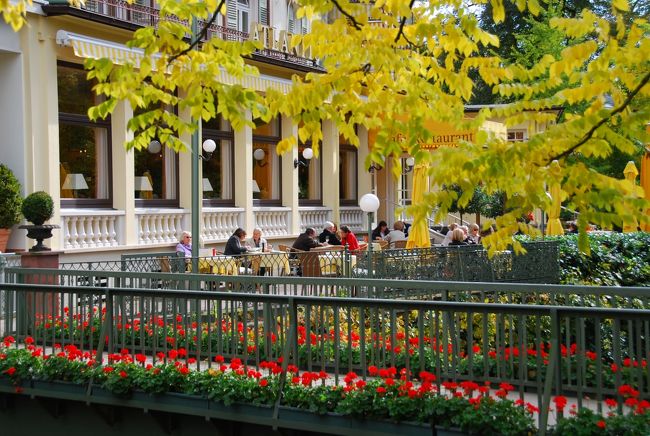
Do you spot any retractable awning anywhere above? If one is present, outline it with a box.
[55,30,293,94]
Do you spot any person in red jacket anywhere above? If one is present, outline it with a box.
[340,225,366,252]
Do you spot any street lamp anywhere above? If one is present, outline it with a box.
[359,193,380,278]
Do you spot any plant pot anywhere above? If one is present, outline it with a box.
[0,228,10,252]
[132,391,209,413]
[19,224,59,252]
[208,401,274,423]
[31,380,87,399]
[277,406,465,436]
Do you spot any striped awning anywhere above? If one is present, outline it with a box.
[55,30,293,94]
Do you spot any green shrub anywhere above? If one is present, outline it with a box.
[21,191,54,226]
[0,164,22,228]
[552,233,650,287]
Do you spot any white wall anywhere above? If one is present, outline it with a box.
[0,39,27,250]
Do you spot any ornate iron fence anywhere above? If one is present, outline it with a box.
[0,280,648,431]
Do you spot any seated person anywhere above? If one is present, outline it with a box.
[468,223,481,244]
[318,221,342,245]
[441,223,458,246]
[248,227,271,251]
[224,228,250,256]
[566,221,578,234]
[340,225,363,252]
[292,227,323,252]
[384,221,407,243]
[459,225,475,244]
[176,231,192,257]
[371,220,389,241]
[449,228,469,246]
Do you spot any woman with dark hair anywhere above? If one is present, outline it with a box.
[371,220,389,241]
[224,228,250,255]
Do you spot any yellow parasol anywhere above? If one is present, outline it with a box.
[546,160,565,236]
[623,161,639,232]
[406,164,431,249]
[641,127,650,231]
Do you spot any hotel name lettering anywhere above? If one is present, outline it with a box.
[249,23,312,59]
[395,132,476,149]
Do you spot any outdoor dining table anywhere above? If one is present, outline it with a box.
[196,255,240,275]
[318,252,357,276]
[249,251,290,276]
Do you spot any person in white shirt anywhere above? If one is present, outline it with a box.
[384,221,407,243]
[248,227,271,252]
[441,223,458,246]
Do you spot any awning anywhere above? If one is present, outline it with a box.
[55,30,293,94]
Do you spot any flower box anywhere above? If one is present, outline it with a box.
[31,380,87,398]
[277,406,467,436]
[208,400,274,423]
[131,391,209,413]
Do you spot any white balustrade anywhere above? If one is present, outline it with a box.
[253,208,291,237]
[202,208,244,242]
[298,207,332,233]
[340,207,364,232]
[60,209,124,249]
[136,209,188,245]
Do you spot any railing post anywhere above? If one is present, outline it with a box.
[539,308,560,436]
[272,297,296,426]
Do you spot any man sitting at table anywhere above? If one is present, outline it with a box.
[292,228,324,251]
[318,221,342,246]
[225,228,251,255]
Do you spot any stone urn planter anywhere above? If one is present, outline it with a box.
[20,191,58,252]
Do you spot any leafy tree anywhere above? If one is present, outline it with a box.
[4,0,649,254]
[446,185,488,225]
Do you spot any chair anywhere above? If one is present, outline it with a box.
[279,244,303,275]
[391,240,407,249]
[378,240,389,250]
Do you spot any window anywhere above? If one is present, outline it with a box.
[507,130,527,142]
[339,134,358,205]
[133,102,179,206]
[298,142,322,205]
[258,0,269,26]
[287,3,309,34]
[58,62,112,207]
[203,115,234,206]
[227,0,250,33]
[253,118,281,204]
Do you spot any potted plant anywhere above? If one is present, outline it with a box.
[0,164,22,253]
[19,191,59,252]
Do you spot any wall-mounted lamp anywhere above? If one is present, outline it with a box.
[202,139,217,160]
[403,157,415,173]
[253,148,268,167]
[294,147,314,169]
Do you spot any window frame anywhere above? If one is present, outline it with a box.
[297,140,323,206]
[338,142,358,206]
[252,117,282,206]
[202,121,236,207]
[58,61,113,209]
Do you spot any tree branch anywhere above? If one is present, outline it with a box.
[167,0,226,65]
[394,0,416,43]
[329,0,362,31]
[546,71,650,163]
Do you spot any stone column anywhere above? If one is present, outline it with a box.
[234,110,254,232]
[111,101,135,245]
[321,120,339,223]
[281,116,300,235]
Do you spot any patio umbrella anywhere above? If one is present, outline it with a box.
[641,147,650,231]
[406,165,431,249]
[546,161,564,236]
[623,161,639,232]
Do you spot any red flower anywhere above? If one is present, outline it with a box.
[135,354,146,364]
[24,336,34,345]
[103,366,114,374]
[596,420,606,429]
[585,351,597,360]
[214,355,224,363]
[119,370,128,378]
[553,396,567,412]
[605,398,617,408]
[168,349,178,360]
[376,386,386,395]
[5,367,16,376]
[368,366,378,376]
[178,366,189,375]
[259,379,268,387]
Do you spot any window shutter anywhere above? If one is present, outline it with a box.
[226,0,238,30]
[259,0,268,25]
[301,18,308,34]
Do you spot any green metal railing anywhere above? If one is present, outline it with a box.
[0,280,648,432]
[50,241,558,284]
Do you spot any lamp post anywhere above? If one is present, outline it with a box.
[359,193,380,278]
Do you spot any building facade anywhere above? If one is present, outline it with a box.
[0,1,558,259]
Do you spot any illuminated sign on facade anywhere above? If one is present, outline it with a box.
[249,23,312,60]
